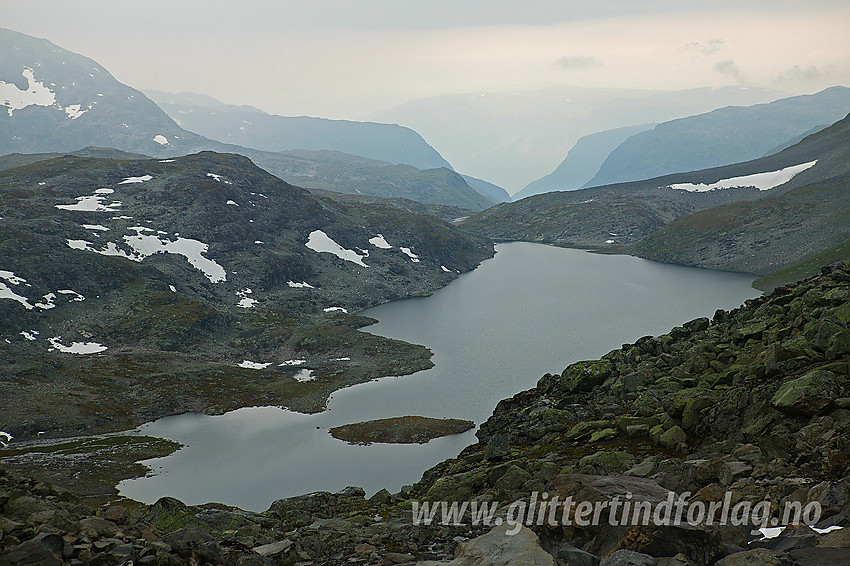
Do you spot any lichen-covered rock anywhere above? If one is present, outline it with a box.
[560,360,615,393]
[494,465,532,495]
[771,369,840,416]
[578,451,638,475]
[659,426,687,450]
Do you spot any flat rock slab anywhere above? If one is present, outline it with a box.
[417,524,556,566]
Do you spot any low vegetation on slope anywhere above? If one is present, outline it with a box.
[628,175,850,286]
[626,114,850,287]
[249,149,494,211]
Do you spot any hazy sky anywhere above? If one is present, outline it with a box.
[3,1,850,119]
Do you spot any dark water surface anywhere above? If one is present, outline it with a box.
[119,243,759,511]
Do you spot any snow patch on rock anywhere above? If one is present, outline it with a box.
[236,288,258,308]
[238,360,271,370]
[670,161,818,193]
[56,194,122,212]
[48,336,107,354]
[305,230,368,267]
[400,247,420,262]
[119,175,152,184]
[369,234,392,249]
[0,67,56,116]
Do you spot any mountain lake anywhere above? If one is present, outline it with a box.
[118,242,760,511]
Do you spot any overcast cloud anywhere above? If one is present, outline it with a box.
[2,1,849,118]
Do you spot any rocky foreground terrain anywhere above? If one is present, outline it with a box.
[2,259,848,564]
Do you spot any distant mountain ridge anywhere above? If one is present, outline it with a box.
[247,149,495,211]
[514,124,654,199]
[462,112,850,287]
[0,28,496,210]
[627,113,850,285]
[369,84,787,191]
[587,86,850,187]
[146,90,455,171]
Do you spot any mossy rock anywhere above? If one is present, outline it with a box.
[589,428,618,443]
[739,322,767,341]
[625,424,652,438]
[577,450,637,474]
[494,465,532,495]
[771,369,840,416]
[830,330,850,355]
[138,497,206,532]
[425,470,487,502]
[565,419,615,440]
[774,336,812,362]
[539,408,572,424]
[632,392,665,417]
[664,387,704,418]
[813,320,846,351]
[649,424,668,444]
[560,359,614,393]
[659,425,687,449]
[615,416,659,432]
[681,391,721,430]
[534,461,560,482]
[834,302,850,325]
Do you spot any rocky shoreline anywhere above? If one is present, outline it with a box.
[2,261,849,565]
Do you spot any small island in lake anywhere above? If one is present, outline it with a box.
[329,416,476,445]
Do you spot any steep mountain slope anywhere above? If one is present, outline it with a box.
[628,114,850,285]
[462,113,850,284]
[369,85,785,191]
[588,87,850,187]
[244,149,494,211]
[0,28,214,158]
[147,90,454,171]
[0,29,494,210]
[307,188,474,223]
[0,151,494,438]
[515,124,654,199]
[460,174,512,203]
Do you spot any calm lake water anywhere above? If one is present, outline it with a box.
[118,243,759,511]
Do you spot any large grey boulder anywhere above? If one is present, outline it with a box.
[417,523,556,565]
